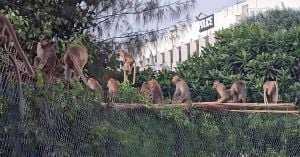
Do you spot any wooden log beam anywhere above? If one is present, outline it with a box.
[109,102,298,112]
[194,102,296,109]
[228,110,300,114]
[193,102,295,107]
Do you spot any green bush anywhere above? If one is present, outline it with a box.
[136,68,176,100]
[134,9,300,105]
[116,81,152,104]
[242,8,300,32]
[175,24,300,104]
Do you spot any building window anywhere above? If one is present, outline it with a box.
[236,15,241,23]
[169,50,173,65]
[204,36,209,47]
[146,58,150,67]
[178,46,181,62]
[161,53,165,63]
[150,54,154,65]
[186,43,190,58]
[195,40,199,56]
[241,4,249,19]
[154,55,157,63]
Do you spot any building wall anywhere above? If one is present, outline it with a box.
[137,0,300,70]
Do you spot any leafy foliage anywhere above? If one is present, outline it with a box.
[1,5,300,157]
[134,10,300,105]
[116,81,151,104]
[136,68,176,99]
[176,24,300,104]
[15,89,300,156]
[242,8,300,32]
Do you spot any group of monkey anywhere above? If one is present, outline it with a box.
[213,80,279,104]
[0,13,279,105]
[138,77,279,105]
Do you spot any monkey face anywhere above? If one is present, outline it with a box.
[172,75,181,84]
[212,81,220,90]
[39,35,53,47]
[119,50,126,59]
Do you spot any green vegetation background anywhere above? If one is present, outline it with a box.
[0,5,300,156]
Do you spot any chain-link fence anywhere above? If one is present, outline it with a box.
[0,47,300,157]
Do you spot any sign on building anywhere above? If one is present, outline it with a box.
[198,14,214,32]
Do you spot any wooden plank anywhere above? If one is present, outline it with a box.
[108,102,298,112]
[192,104,229,111]
[228,110,300,114]
[192,102,297,110]
[113,103,149,110]
[192,102,295,107]
[114,102,296,107]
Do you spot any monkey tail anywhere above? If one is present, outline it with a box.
[0,14,35,77]
[274,81,279,103]
[263,88,268,104]
[8,53,25,117]
[132,62,136,84]
[68,54,89,87]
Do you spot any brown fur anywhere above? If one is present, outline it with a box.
[140,82,151,97]
[107,78,119,103]
[141,80,164,105]
[172,75,191,103]
[87,77,103,100]
[212,80,230,103]
[119,50,136,84]
[34,35,57,87]
[63,45,88,85]
[228,80,247,103]
[87,78,102,91]
[263,80,279,104]
[0,13,34,77]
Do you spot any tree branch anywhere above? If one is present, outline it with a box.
[94,0,193,25]
[97,19,189,42]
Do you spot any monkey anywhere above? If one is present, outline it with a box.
[228,80,247,103]
[87,78,102,91]
[140,82,152,98]
[34,35,57,87]
[119,50,136,84]
[141,80,164,105]
[263,80,279,104]
[0,13,35,77]
[172,75,191,103]
[63,44,88,86]
[148,79,164,105]
[107,78,119,103]
[212,80,230,103]
[87,77,103,100]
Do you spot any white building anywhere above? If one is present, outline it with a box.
[136,0,300,71]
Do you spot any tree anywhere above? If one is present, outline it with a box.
[241,8,300,32]
[0,0,195,51]
[0,0,196,87]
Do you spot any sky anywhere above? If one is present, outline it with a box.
[135,0,243,38]
[191,0,242,17]
[135,0,244,56]
[169,0,244,27]
[95,0,245,42]
[192,0,241,16]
